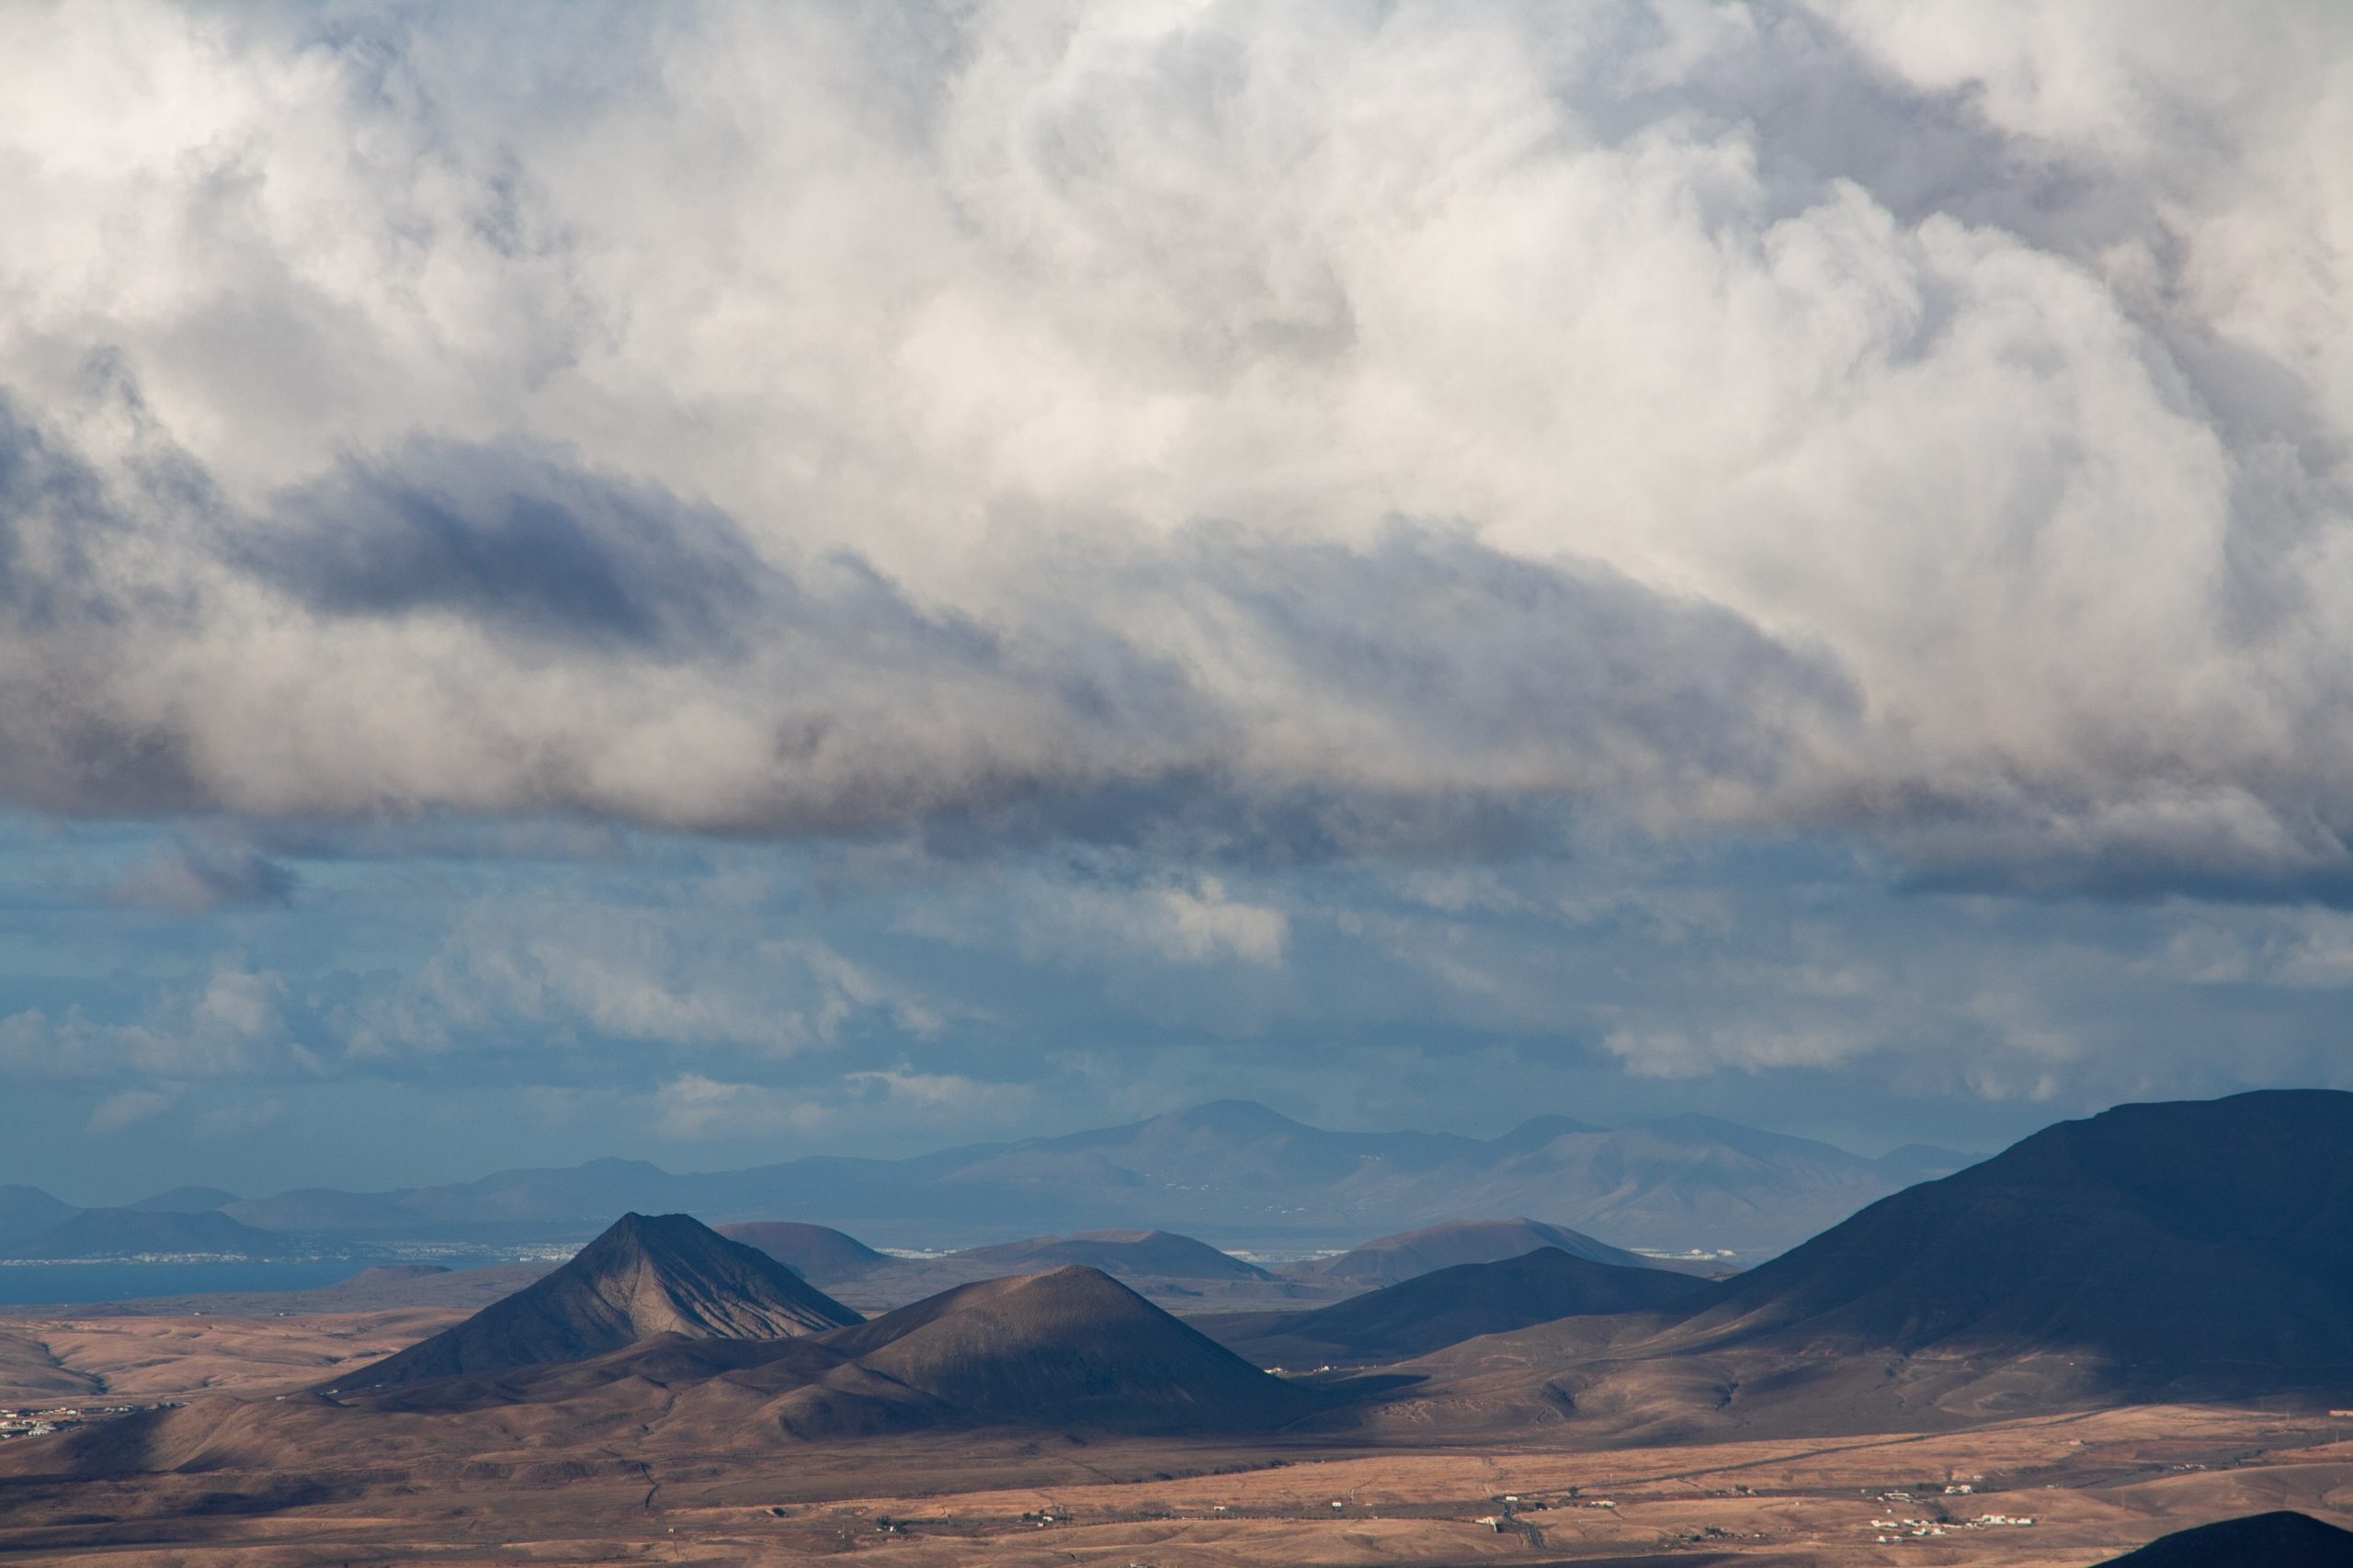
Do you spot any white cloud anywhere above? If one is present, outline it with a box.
[650,1066,1032,1142]
[651,1074,829,1141]
[894,867,1290,969]
[0,960,310,1081]
[338,898,947,1061]
[87,1085,177,1135]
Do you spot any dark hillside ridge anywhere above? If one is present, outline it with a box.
[327,1212,859,1392]
[2096,1509,2353,1566]
[1205,1246,1712,1366]
[1676,1089,2353,1394]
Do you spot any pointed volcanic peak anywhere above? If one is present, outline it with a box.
[951,1229,1272,1280]
[1294,1218,1651,1287]
[328,1212,860,1393]
[1677,1090,2353,1394]
[2097,1510,2353,1566]
[818,1265,1312,1432]
[1208,1246,1714,1367]
[718,1221,890,1283]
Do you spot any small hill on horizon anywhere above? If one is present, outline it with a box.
[718,1221,889,1283]
[3,1207,297,1261]
[0,1186,78,1247]
[1202,1246,1713,1367]
[327,1212,859,1392]
[949,1229,1272,1281]
[123,1185,241,1214]
[2097,1510,2353,1566]
[1292,1218,1652,1287]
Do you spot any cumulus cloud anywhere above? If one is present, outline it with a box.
[0,1,2345,897]
[87,1085,177,1135]
[337,898,946,1061]
[0,960,312,1082]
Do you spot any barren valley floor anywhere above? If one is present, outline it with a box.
[3,1306,2349,1566]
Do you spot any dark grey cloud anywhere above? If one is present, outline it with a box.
[255,440,772,656]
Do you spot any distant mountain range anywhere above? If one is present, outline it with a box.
[3,1101,1979,1258]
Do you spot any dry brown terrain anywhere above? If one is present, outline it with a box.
[2,1302,2350,1566]
[0,1308,472,1405]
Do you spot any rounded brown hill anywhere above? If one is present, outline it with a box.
[1675,1089,2353,1393]
[717,1221,889,1283]
[817,1265,1311,1431]
[1293,1218,1650,1286]
[1206,1245,1712,1366]
[2097,1510,2353,1566]
[951,1229,1270,1280]
[329,1212,860,1392]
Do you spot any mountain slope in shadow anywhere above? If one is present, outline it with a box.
[327,1212,859,1392]
[2096,1510,2353,1566]
[1674,1089,2353,1392]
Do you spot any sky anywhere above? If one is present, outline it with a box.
[1,0,2349,1204]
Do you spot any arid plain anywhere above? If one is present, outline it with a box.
[3,1299,2350,1568]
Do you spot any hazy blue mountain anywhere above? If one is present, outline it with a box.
[203,1101,1979,1256]
[6,1207,306,1261]
[0,1185,79,1247]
